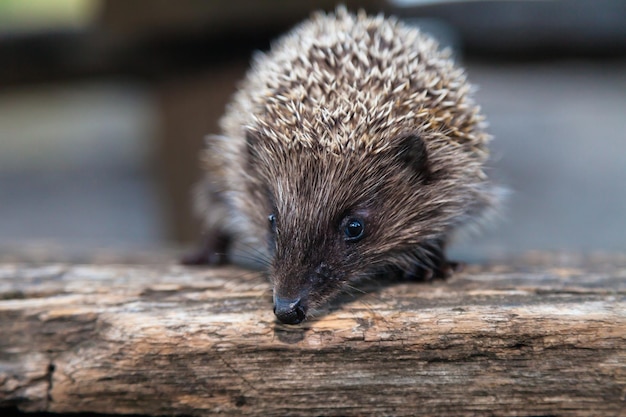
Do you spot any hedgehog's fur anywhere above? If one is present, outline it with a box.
[190,7,499,324]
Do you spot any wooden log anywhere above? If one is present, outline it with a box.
[1,253,625,416]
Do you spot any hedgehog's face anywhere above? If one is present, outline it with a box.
[266,204,374,324]
[245,130,460,324]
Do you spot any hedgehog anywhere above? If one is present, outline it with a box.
[184,7,499,324]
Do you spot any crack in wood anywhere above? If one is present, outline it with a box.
[45,362,54,408]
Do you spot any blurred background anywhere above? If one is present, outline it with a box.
[0,0,625,262]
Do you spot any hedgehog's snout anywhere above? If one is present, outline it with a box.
[273,296,307,324]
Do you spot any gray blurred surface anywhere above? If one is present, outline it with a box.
[0,82,166,249]
[0,60,625,258]
[451,60,626,259]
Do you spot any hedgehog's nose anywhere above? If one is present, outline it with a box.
[273,296,306,324]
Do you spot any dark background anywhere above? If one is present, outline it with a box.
[1,0,625,262]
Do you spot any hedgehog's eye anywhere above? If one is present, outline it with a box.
[343,218,365,242]
[268,213,277,233]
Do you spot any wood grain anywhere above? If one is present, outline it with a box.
[1,253,625,416]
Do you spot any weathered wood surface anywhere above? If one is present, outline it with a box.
[1,253,625,416]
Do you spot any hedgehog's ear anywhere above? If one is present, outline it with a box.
[392,133,431,180]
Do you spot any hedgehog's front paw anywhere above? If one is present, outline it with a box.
[406,258,464,281]
[429,259,464,280]
[181,231,231,266]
